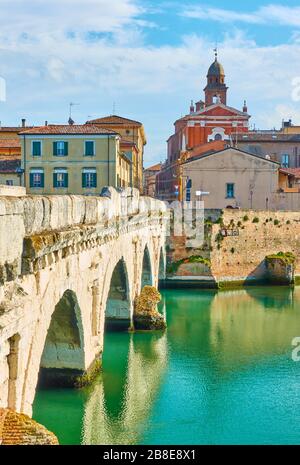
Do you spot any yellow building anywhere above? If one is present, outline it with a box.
[20,124,131,195]
[86,115,146,192]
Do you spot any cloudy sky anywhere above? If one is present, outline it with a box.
[0,0,300,166]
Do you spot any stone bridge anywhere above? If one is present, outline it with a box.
[0,188,167,416]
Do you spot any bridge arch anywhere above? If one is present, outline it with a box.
[141,244,154,289]
[105,258,131,329]
[38,289,86,385]
[158,247,166,281]
[20,287,88,415]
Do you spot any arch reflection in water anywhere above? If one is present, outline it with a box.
[81,331,167,445]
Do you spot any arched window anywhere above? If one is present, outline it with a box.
[214,133,222,141]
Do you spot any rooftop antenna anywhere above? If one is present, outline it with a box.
[69,102,80,120]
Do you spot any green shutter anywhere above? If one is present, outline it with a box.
[64,142,68,156]
[65,173,68,188]
[82,173,86,188]
[53,173,58,188]
[40,173,44,188]
[32,141,41,156]
[29,173,34,188]
[93,172,97,188]
[53,142,58,156]
[85,141,94,156]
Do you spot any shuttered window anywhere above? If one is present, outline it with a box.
[29,170,44,188]
[85,141,95,156]
[32,141,42,156]
[82,169,97,188]
[53,141,68,156]
[53,169,68,188]
[226,183,235,198]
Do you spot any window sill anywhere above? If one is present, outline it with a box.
[225,196,235,199]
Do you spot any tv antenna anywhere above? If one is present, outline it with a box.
[69,102,80,120]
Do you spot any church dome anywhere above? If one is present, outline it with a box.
[207,58,225,77]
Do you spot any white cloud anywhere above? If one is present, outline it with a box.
[0,1,300,164]
[181,4,300,27]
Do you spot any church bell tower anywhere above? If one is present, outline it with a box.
[204,49,228,106]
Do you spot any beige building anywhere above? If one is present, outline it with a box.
[182,147,283,209]
[86,115,146,192]
[20,124,131,195]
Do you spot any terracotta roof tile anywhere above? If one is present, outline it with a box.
[280,168,300,178]
[19,124,118,135]
[0,127,33,132]
[86,115,142,127]
[0,139,21,148]
[144,163,161,172]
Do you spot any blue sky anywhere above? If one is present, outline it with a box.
[0,0,300,166]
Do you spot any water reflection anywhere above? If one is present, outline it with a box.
[82,332,167,445]
[209,287,300,367]
[33,287,300,445]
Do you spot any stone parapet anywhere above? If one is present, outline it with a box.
[0,187,168,284]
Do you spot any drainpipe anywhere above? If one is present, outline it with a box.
[107,135,110,185]
[23,135,26,188]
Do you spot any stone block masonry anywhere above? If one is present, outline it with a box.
[165,209,300,287]
[0,188,167,417]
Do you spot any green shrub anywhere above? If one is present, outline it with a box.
[230,247,235,254]
[252,217,259,223]
[274,219,279,225]
[265,251,295,265]
[166,255,211,274]
[243,215,249,222]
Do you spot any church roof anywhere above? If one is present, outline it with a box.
[182,147,280,166]
[175,103,249,124]
[207,58,225,77]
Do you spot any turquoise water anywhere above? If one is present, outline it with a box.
[33,287,300,445]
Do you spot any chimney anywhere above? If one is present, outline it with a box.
[243,100,248,113]
[45,120,48,126]
[21,118,26,128]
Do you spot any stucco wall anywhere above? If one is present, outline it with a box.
[182,148,279,209]
[21,134,122,195]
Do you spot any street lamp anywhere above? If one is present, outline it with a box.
[196,190,210,201]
